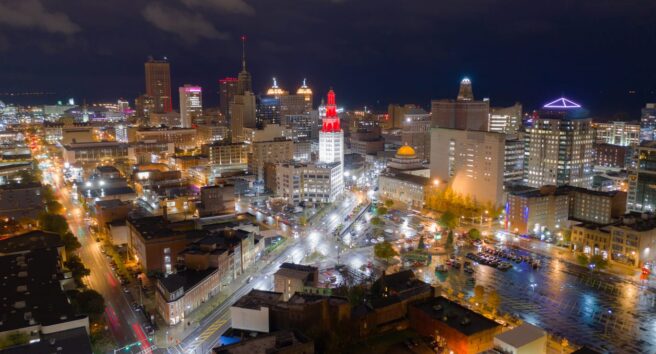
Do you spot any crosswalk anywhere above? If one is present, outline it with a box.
[184,312,231,353]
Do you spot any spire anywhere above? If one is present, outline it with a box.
[241,35,247,72]
[321,89,340,132]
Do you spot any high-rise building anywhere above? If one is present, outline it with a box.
[295,79,313,113]
[431,78,490,131]
[219,77,238,118]
[135,94,155,119]
[236,36,252,95]
[318,89,345,196]
[594,121,641,146]
[145,57,172,113]
[504,134,525,186]
[430,127,506,207]
[249,137,294,181]
[524,98,594,188]
[627,141,656,212]
[640,103,656,142]
[230,92,257,143]
[401,107,431,161]
[179,85,202,128]
[489,103,522,134]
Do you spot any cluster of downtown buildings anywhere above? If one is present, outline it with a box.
[0,45,655,352]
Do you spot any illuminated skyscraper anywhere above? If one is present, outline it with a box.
[237,36,252,95]
[524,98,594,188]
[179,85,202,128]
[318,89,344,196]
[219,77,238,119]
[640,103,656,141]
[145,57,172,113]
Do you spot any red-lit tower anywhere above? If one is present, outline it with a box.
[322,89,341,132]
[318,89,345,196]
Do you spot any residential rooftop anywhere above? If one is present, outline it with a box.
[0,230,63,256]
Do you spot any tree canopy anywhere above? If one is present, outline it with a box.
[439,211,457,230]
[374,241,398,261]
[39,213,70,235]
[468,228,481,240]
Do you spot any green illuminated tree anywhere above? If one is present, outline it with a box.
[374,241,398,262]
[439,211,457,230]
[38,213,70,235]
[468,228,481,240]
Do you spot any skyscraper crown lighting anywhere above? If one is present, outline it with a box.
[322,89,340,132]
[543,97,581,109]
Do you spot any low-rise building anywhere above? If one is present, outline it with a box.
[213,329,314,354]
[409,296,502,354]
[156,267,220,325]
[128,126,197,150]
[273,263,319,301]
[0,182,43,219]
[379,172,435,210]
[62,141,129,164]
[493,323,547,354]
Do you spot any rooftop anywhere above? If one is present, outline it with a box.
[232,289,283,310]
[380,172,431,186]
[158,267,217,295]
[127,216,200,241]
[0,327,92,354]
[274,263,317,282]
[0,230,63,256]
[0,250,86,333]
[412,296,500,336]
[495,323,546,348]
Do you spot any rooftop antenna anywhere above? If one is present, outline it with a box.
[241,35,247,71]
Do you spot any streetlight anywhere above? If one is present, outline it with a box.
[433,179,440,186]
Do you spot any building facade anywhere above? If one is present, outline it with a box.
[431,78,490,131]
[524,98,594,188]
[145,57,172,113]
[179,85,202,128]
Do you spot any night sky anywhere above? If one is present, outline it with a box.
[1,0,655,117]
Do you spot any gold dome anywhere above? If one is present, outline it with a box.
[297,78,312,95]
[396,144,416,158]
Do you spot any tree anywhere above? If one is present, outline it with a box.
[446,230,454,248]
[299,215,308,226]
[371,216,383,226]
[42,185,57,202]
[468,228,481,240]
[439,211,457,230]
[487,290,500,314]
[70,289,105,320]
[576,254,589,266]
[590,255,608,270]
[374,241,399,262]
[38,213,70,235]
[0,331,29,349]
[473,285,485,304]
[45,200,64,214]
[65,255,90,286]
[384,199,394,208]
[376,207,388,216]
[62,231,81,253]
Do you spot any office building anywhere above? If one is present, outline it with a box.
[179,85,202,128]
[230,92,257,143]
[129,126,197,150]
[198,185,235,216]
[219,77,238,118]
[628,141,656,212]
[595,143,630,169]
[249,138,294,182]
[201,141,249,168]
[524,98,594,188]
[430,128,506,207]
[505,185,569,235]
[489,103,522,134]
[594,121,640,146]
[318,89,345,196]
[431,78,490,130]
[275,162,343,205]
[282,113,317,141]
[145,57,172,113]
[504,134,525,185]
[400,107,431,161]
[62,141,129,164]
[640,103,656,141]
[135,94,155,118]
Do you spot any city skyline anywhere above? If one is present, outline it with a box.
[0,1,655,116]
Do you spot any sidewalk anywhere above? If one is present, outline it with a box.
[152,231,292,348]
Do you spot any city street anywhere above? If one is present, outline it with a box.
[166,193,363,353]
[39,158,152,353]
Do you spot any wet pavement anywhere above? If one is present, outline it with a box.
[420,245,656,354]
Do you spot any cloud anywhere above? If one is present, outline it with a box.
[181,0,255,16]
[0,0,80,34]
[142,3,229,43]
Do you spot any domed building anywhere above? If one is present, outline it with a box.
[387,144,426,174]
[266,77,288,97]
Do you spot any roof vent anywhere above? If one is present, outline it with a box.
[17,285,27,293]
[460,317,471,326]
[17,271,28,278]
[14,301,26,309]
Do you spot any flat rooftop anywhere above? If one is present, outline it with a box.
[158,267,217,295]
[232,290,283,310]
[495,322,545,348]
[412,296,500,336]
[0,230,62,256]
